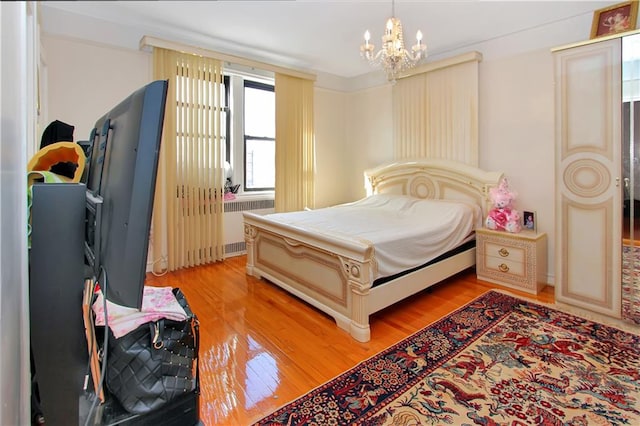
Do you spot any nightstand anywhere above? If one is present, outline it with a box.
[476,228,548,294]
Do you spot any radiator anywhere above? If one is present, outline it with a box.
[224,198,274,257]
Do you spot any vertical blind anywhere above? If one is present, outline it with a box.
[274,73,315,212]
[393,57,480,166]
[153,48,225,271]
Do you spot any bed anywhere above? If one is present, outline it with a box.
[243,158,504,342]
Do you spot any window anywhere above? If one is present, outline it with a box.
[225,71,275,194]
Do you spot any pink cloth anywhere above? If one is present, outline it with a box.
[92,286,188,338]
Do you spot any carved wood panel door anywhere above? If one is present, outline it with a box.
[553,38,622,318]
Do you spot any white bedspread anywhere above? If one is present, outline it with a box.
[264,194,483,279]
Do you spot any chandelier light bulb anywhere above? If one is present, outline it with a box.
[416,30,423,43]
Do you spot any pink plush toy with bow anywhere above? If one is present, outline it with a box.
[485,178,521,233]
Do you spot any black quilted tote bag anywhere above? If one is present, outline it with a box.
[100,288,199,414]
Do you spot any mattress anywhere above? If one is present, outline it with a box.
[262,194,483,280]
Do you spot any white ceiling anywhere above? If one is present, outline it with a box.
[40,1,618,78]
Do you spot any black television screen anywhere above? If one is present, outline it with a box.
[85,80,168,310]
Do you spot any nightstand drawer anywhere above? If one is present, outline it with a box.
[484,242,525,263]
[483,256,525,277]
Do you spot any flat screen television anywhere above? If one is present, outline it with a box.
[85,80,168,310]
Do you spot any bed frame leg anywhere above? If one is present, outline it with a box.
[349,322,371,343]
[349,278,372,342]
[246,265,262,280]
[245,259,261,278]
[334,317,370,342]
[244,223,260,278]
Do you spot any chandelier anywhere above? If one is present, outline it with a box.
[360,0,427,82]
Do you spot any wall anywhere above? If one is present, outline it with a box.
[314,88,350,207]
[479,48,556,247]
[344,84,394,202]
[461,13,595,285]
[337,13,599,285]
[41,9,603,285]
[39,34,351,261]
[1,2,37,424]
[340,50,558,281]
[42,36,151,141]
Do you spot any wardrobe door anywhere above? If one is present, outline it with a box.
[622,34,640,323]
[554,38,622,318]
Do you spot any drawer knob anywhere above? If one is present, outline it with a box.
[498,263,510,272]
[498,248,509,257]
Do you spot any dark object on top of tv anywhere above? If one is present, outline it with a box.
[84,80,168,310]
[40,119,75,149]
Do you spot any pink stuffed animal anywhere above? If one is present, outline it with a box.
[485,178,522,233]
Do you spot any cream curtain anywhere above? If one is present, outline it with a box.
[274,73,315,212]
[152,48,225,272]
[393,58,479,166]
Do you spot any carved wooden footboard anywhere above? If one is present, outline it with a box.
[244,158,504,342]
[244,214,376,342]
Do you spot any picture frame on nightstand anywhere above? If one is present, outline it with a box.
[523,210,536,233]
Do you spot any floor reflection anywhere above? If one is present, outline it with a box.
[200,335,240,424]
[199,331,281,424]
[245,336,279,410]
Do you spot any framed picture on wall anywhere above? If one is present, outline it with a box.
[591,1,638,39]
[523,211,536,233]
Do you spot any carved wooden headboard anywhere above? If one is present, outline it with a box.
[364,158,503,218]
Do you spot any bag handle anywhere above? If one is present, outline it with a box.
[150,320,165,349]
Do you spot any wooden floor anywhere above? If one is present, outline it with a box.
[145,256,554,426]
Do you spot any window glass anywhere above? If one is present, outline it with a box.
[245,86,275,137]
[244,82,275,190]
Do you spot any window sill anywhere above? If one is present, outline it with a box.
[226,191,274,202]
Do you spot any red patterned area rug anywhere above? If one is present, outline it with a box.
[253,290,640,426]
[622,244,640,324]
